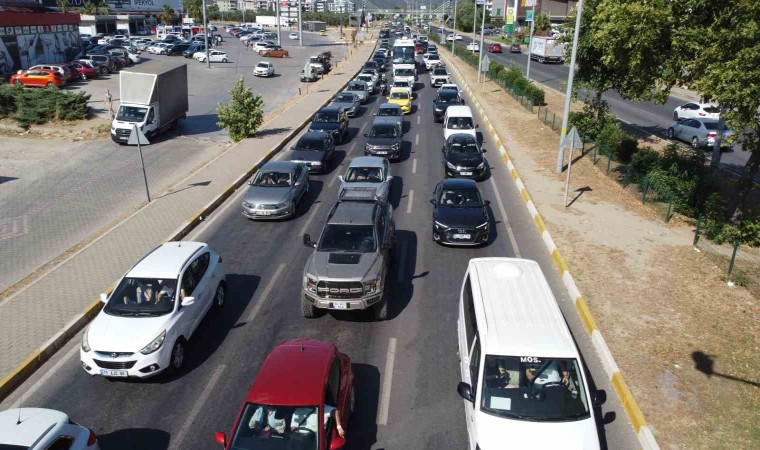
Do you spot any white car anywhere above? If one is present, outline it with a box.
[80,241,227,378]
[446,34,463,41]
[254,61,275,77]
[0,408,100,449]
[673,102,721,121]
[289,32,299,39]
[438,83,461,97]
[195,49,228,63]
[147,42,170,54]
[240,34,260,42]
[466,42,480,52]
[253,40,275,52]
[126,50,140,64]
[423,53,442,70]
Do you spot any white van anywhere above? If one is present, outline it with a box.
[443,105,478,140]
[457,258,600,450]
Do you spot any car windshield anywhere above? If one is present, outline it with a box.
[480,355,590,421]
[427,54,440,60]
[393,81,410,88]
[370,125,398,138]
[116,105,148,122]
[256,63,269,68]
[378,107,400,116]
[438,188,482,207]
[230,403,320,450]
[335,94,354,102]
[447,116,474,129]
[433,68,447,76]
[703,105,721,113]
[358,76,373,83]
[703,122,719,130]
[345,167,384,183]
[394,69,414,76]
[347,83,364,92]
[314,112,338,123]
[104,277,177,316]
[437,92,459,104]
[252,170,293,186]
[391,91,410,100]
[449,139,479,154]
[318,224,376,253]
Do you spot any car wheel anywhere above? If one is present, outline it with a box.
[222,58,228,63]
[691,136,699,148]
[80,73,87,80]
[289,199,297,217]
[168,338,185,373]
[46,82,55,88]
[373,296,389,321]
[213,283,226,310]
[301,295,318,318]
[13,79,21,85]
[673,111,679,120]
[666,128,675,139]
[100,67,108,75]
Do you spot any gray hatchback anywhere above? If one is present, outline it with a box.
[241,161,309,220]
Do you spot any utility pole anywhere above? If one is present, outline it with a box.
[555,0,583,173]
[298,0,303,47]
[476,0,486,82]
[472,0,477,43]
[202,0,210,68]
[276,0,282,45]
[451,0,457,56]
[525,0,536,80]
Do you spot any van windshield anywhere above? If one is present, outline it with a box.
[116,105,148,122]
[447,116,473,129]
[480,355,590,421]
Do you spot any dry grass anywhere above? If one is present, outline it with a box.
[446,52,760,449]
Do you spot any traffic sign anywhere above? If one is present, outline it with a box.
[481,55,490,72]
[561,126,583,149]
[526,10,534,22]
[128,126,150,146]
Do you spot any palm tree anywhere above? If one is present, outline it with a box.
[82,1,97,15]
[56,0,69,13]
[97,0,110,15]
[160,4,175,25]
[186,0,203,23]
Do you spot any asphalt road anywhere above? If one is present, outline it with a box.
[445,31,751,177]
[0,31,348,295]
[1,41,640,450]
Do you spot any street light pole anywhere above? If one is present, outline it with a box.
[472,0,477,43]
[202,0,210,68]
[476,0,486,82]
[555,0,583,173]
[451,0,457,55]
[276,0,282,45]
[526,1,536,80]
[298,0,303,47]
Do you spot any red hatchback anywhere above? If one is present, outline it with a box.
[488,43,503,53]
[215,339,354,450]
[415,42,426,54]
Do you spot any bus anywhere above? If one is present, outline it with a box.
[392,38,416,67]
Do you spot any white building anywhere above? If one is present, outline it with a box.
[327,0,354,13]
[216,0,238,11]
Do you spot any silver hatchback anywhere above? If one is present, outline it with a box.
[241,161,309,220]
[666,118,735,149]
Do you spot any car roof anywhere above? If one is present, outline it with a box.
[248,339,335,406]
[441,178,478,190]
[259,161,299,173]
[379,103,401,109]
[127,241,207,279]
[318,105,342,113]
[300,131,330,141]
[445,105,472,117]
[467,258,579,358]
[329,201,378,225]
[0,408,67,446]
[447,133,478,143]
[390,87,409,93]
[348,156,385,168]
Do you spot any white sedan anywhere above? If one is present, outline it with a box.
[147,42,170,54]
[446,34,463,41]
[466,42,480,52]
[80,241,227,378]
[673,102,721,121]
[253,40,275,52]
[254,61,275,77]
[289,32,299,40]
[195,49,229,63]
[0,408,100,449]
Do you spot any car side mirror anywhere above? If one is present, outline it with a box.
[100,293,108,303]
[181,296,195,307]
[386,175,393,181]
[484,200,491,206]
[214,431,227,447]
[303,234,315,248]
[482,148,487,153]
[593,390,607,407]
[457,382,475,403]
[429,199,435,205]
[363,133,368,137]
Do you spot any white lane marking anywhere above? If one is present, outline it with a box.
[488,176,522,258]
[245,263,286,323]
[416,116,421,125]
[414,134,419,145]
[406,189,414,214]
[377,337,397,426]
[171,364,226,450]
[298,203,322,237]
[10,344,80,408]
[328,173,341,189]
[412,158,417,174]
[395,242,407,283]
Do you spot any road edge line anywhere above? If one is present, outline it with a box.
[442,51,660,450]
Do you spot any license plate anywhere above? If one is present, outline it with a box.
[453,234,471,240]
[332,302,347,310]
[255,211,272,216]
[376,151,388,155]
[100,369,128,377]
[460,171,473,176]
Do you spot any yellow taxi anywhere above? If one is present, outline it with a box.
[388,87,412,114]
[319,30,327,36]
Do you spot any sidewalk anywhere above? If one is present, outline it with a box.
[0,40,376,400]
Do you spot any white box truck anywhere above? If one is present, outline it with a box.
[257,16,290,27]
[530,36,564,63]
[111,61,189,144]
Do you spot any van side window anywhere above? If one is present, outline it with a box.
[463,276,477,348]
[469,337,481,393]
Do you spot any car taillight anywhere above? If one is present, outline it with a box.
[699,112,706,116]
[707,132,717,137]
[87,428,97,446]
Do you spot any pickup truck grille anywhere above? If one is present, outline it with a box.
[316,281,364,299]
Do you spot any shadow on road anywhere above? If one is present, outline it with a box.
[98,428,170,450]
[345,363,380,450]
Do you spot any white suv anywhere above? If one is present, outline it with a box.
[80,242,226,379]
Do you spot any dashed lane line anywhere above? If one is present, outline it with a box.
[377,337,397,426]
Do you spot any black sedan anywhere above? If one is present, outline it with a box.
[430,179,490,246]
[286,131,336,174]
[364,122,402,161]
[433,89,465,123]
[166,43,191,56]
[442,133,487,180]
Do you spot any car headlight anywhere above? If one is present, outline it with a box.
[242,201,254,208]
[311,161,323,166]
[477,162,485,169]
[82,327,91,352]
[140,330,166,355]
[434,221,449,230]
[391,142,400,150]
[274,201,290,209]
[446,161,456,170]
[305,276,317,293]
[363,279,378,294]
[476,221,489,229]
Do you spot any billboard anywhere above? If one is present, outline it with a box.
[65,0,183,13]
[0,24,82,77]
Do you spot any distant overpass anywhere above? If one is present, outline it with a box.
[360,0,450,18]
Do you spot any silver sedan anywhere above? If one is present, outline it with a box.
[241,161,309,220]
[666,118,735,149]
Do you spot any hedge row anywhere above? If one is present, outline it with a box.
[0,84,90,128]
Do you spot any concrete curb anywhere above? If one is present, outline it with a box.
[0,43,375,403]
[442,52,660,450]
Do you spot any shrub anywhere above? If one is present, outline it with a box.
[596,121,624,158]
[617,135,638,164]
[0,85,18,118]
[489,60,504,78]
[630,147,661,175]
[216,77,264,142]
[526,84,545,106]
[0,85,90,128]
[645,145,713,215]
[567,97,614,143]
[700,193,760,247]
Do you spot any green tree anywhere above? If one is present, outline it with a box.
[160,3,174,25]
[533,12,551,35]
[56,0,69,13]
[82,1,97,15]
[455,1,490,33]
[216,77,265,142]
[97,0,109,15]
[185,0,203,22]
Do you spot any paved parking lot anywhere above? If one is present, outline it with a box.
[0,31,349,295]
